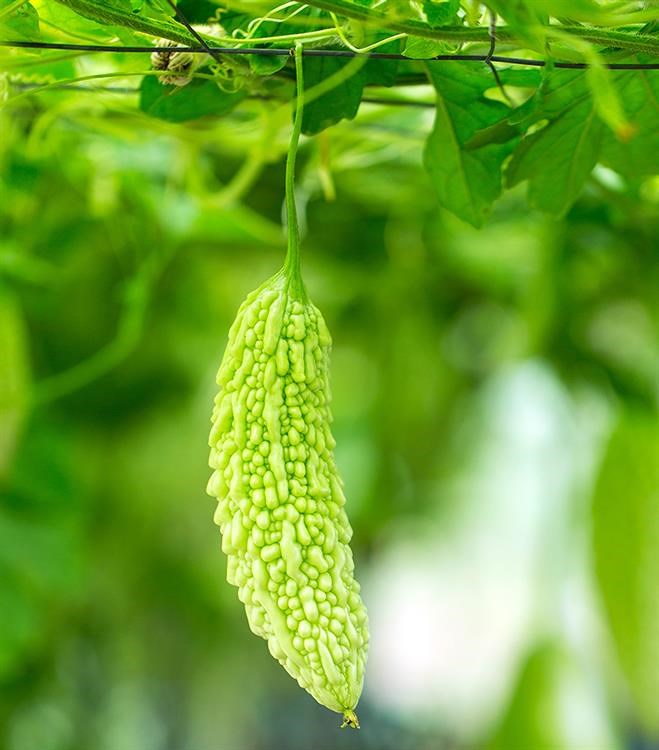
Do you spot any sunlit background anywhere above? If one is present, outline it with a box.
[1,71,658,750]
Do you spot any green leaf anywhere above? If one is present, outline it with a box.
[36,0,141,41]
[585,61,632,138]
[600,64,659,181]
[139,75,246,122]
[139,0,176,17]
[301,56,364,136]
[505,99,603,216]
[505,69,604,216]
[464,119,524,150]
[229,15,292,76]
[423,62,518,227]
[247,50,288,77]
[218,10,285,75]
[496,68,543,89]
[0,0,39,39]
[52,0,197,44]
[522,68,594,122]
[177,0,217,23]
[361,33,400,87]
[293,34,398,135]
[592,412,659,737]
[222,8,325,77]
[423,0,460,27]
[403,35,450,59]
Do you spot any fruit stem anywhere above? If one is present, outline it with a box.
[284,42,306,297]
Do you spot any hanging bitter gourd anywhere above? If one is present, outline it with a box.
[206,45,368,727]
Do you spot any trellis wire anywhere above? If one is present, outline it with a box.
[164,0,223,66]
[2,39,659,70]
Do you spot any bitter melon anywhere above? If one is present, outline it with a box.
[207,267,368,727]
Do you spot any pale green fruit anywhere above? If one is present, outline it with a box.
[207,269,368,726]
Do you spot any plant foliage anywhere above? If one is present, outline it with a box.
[1,0,658,226]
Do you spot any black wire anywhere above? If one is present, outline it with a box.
[1,40,659,69]
[162,0,222,65]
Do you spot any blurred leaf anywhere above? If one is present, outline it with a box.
[424,62,518,227]
[583,299,659,401]
[139,75,246,122]
[601,63,659,181]
[0,512,83,594]
[0,418,85,681]
[0,289,30,480]
[592,412,659,736]
[0,574,40,677]
[489,643,618,750]
[585,61,632,139]
[505,0,651,24]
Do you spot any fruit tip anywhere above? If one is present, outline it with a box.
[341,710,360,729]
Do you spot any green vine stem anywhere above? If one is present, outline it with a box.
[53,0,199,45]
[51,0,336,48]
[50,0,659,58]
[284,42,305,297]
[303,0,659,56]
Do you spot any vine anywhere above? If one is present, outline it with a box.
[2,0,658,227]
[284,43,305,294]
[304,0,659,53]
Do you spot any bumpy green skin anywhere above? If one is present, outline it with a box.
[207,269,368,722]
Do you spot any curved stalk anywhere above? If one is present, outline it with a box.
[284,43,305,293]
[304,0,659,56]
[51,0,659,57]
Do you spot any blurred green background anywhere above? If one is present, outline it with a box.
[1,80,658,750]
